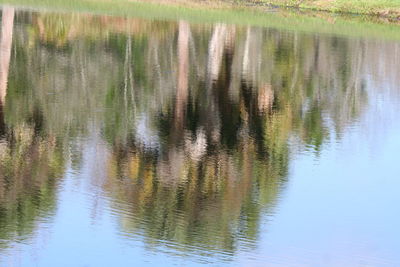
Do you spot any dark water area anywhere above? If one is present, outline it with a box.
[0,7,399,266]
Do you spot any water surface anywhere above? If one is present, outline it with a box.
[0,7,399,267]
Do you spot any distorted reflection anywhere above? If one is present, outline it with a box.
[0,7,66,248]
[0,8,399,264]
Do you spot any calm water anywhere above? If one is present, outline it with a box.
[0,6,399,267]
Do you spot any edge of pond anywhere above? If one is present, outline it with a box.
[1,0,400,41]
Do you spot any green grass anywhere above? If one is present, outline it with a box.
[262,0,400,17]
[1,0,400,41]
[297,0,400,17]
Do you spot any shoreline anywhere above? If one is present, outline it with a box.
[132,0,400,20]
[2,0,400,20]
[0,0,399,42]
[259,0,400,20]
[133,0,400,21]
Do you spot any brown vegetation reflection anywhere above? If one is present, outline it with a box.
[0,7,13,104]
[0,8,66,247]
[1,9,399,257]
[100,19,373,254]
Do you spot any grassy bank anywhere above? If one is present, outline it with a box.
[264,0,400,19]
[1,0,400,41]
[4,0,400,19]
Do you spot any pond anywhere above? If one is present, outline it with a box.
[0,6,399,267]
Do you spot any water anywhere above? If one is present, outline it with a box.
[0,6,399,267]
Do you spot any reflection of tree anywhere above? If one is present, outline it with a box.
[100,21,372,255]
[0,7,14,104]
[0,7,14,140]
[0,8,66,248]
[174,21,190,130]
[2,9,397,257]
[0,122,65,248]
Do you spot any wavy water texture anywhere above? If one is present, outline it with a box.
[0,9,399,266]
